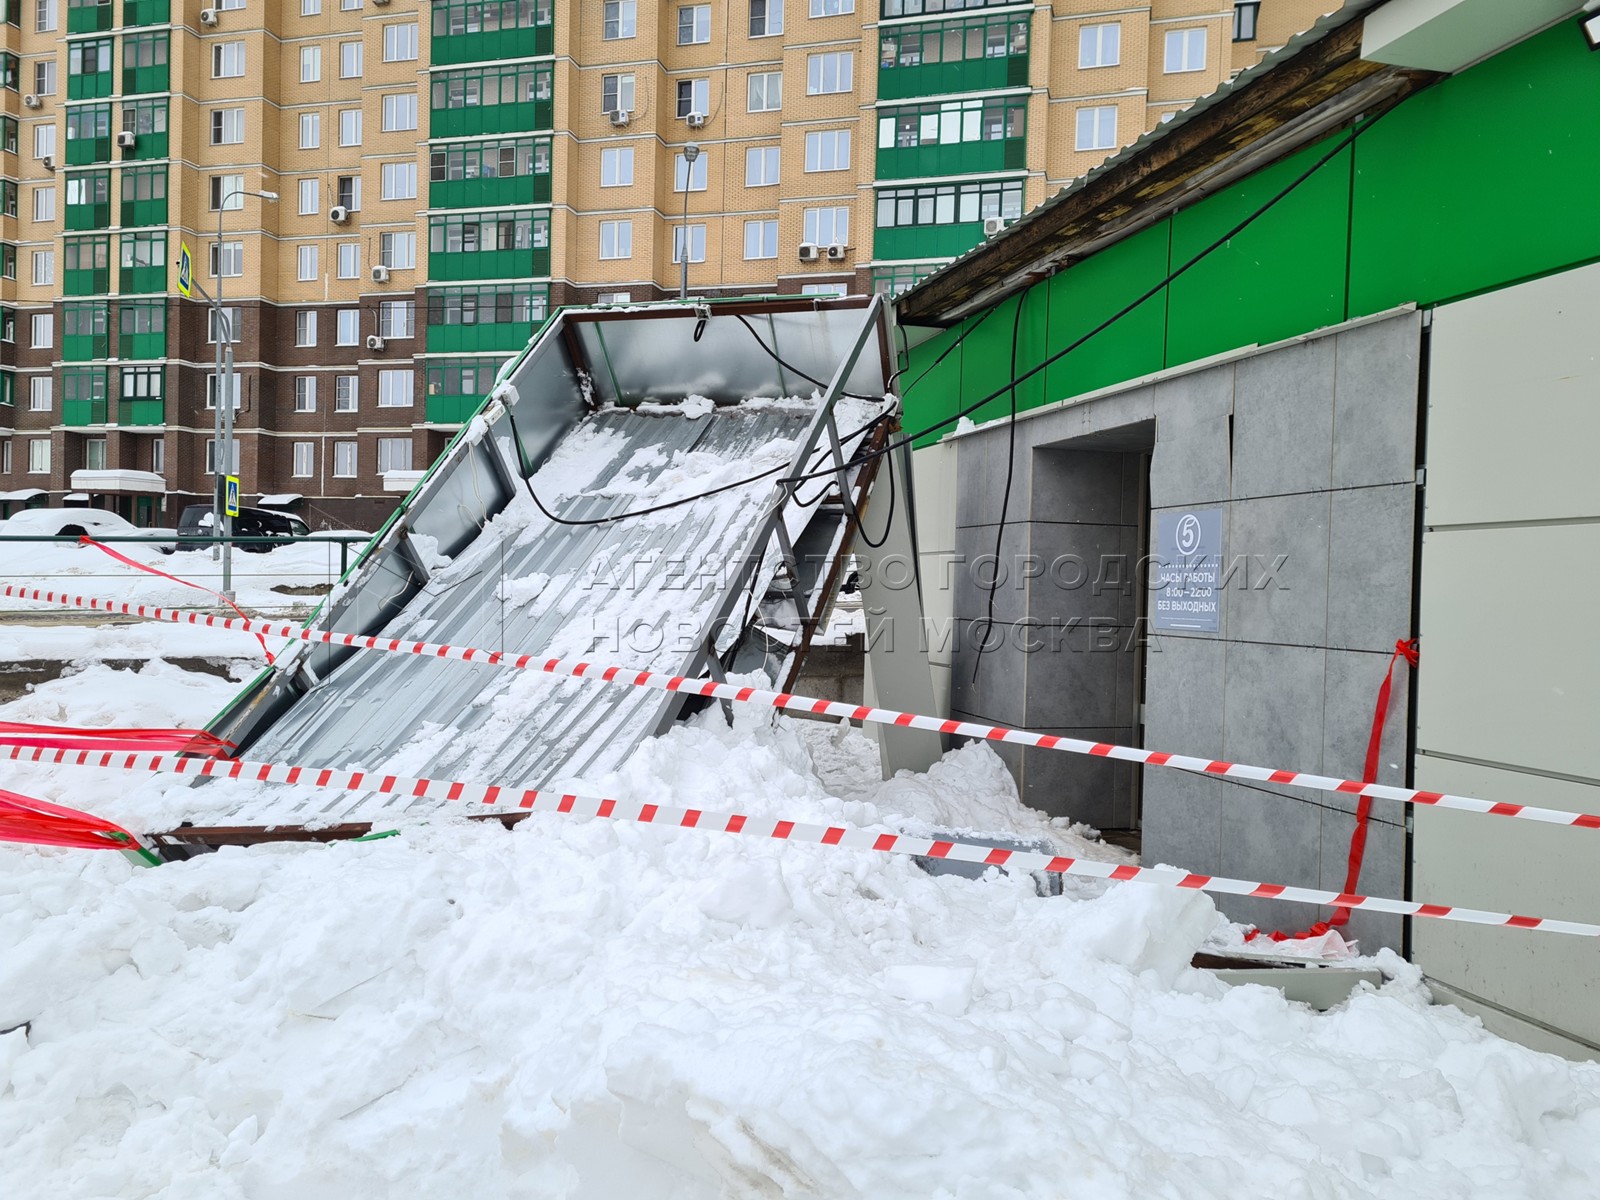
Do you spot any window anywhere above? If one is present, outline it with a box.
[381,162,417,200]
[28,439,49,474]
[807,52,852,95]
[1233,1,1259,42]
[333,441,357,478]
[210,240,243,277]
[218,0,246,10]
[30,313,52,348]
[341,0,359,10]
[205,436,241,472]
[1,443,9,474]
[339,110,362,147]
[292,441,315,478]
[804,129,850,172]
[382,94,417,132]
[672,224,706,264]
[302,0,320,13]
[597,292,631,305]
[300,112,321,149]
[36,0,56,32]
[336,175,361,210]
[676,78,709,119]
[1079,22,1120,68]
[297,244,318,281]
[32,186,54,222]
[1164,27,1206,73]
[748,71,781,112]
[602,0,635,39]
[743,219,777,260]
[209,174,244,212]
[1075,105,1116,151]
[294,376,317,412]
[83,439,107,472]
[29,376,52,411]
[212,42,245,78]
[33,123,55,160]
[338,243,359,278]
[335,375,358,412]
[378,369,412,407]
[601,73,635,115]
[877,96,1026,154]
[745,145,779,187]
[34,59,55,96]
[379,300,414,338]
[600,147,633,187]
[749,0,781,36]
[378,438,412,473]
[298,177,319,215]
[674,152,707,192]
[295,311,318,347]
[677,4,709,44]
[340,41,363,79]
[31,249,51,285]
[380,231,415,269]
[300,45,321,83]
[210,108,243,145]
[811,0,851,13]
[383,23,418,61]
[150,439,164,474]
[427,284,546,329]
[874,178,1024,230]
[803,206,848,246]
[336,309,359,345]
[598,219,631,259]
[208,307,241,343]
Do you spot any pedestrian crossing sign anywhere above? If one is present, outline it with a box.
[177,242,192,298]
[225,475,240,518]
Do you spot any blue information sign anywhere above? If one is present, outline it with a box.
[1153,507,1224,632]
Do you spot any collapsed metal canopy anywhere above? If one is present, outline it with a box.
[162,297,940,847]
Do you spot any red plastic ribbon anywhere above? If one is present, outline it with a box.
[78,536,275,664]
[0,721,234,758]
[1247,638,1419,945]
[0,788,140,851]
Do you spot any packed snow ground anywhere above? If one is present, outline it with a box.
[5,569,1600,1197]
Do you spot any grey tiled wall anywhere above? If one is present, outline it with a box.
[950,312,1421,950]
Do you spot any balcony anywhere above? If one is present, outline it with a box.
[119,263,164,294]
[122,0,169,25]
[427,246,547,282]
[430,172,550,210]
[63,333,110,361]
[67,71,113,101]
[66,136,111,167]
[62,399,109,426]
[118,398,164,426]
[431,23,554,67]
[425,320,538,354]
[119,330,165,360]
[65,201,111,232]
[877,53,1028,102]
[430,98,552,140]
[64,267,111,296]
[425,394,483,425]
[122,62,169,96]
[875,136,1026,182]
[120,195,167,228]
[67,0,112,33]
[873,222,985,262]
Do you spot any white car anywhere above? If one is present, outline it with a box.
[0,508,179,551]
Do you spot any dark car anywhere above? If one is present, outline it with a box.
[176,504,313,552]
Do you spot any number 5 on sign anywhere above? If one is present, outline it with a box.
[177,242,193,298]
[225,476,240,519]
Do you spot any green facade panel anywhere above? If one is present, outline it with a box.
[425,322,537,353]
[1349,24,1600,316]
[67,0,111,33]
[431,25,554,66]
[875,222,986,261]
[427,248,546,281]
[430,174,549,210]
[123,0,169,24]
[1166,141,1352,367]
[119,398,164,425]
[876,137,1025,181]
[877,54,1027,101]
[426,395,483,425]
[431,99,552,139]
[120,330,164,359]
[62,400,109,425]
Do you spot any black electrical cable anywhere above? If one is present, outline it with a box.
[513,111,1387,530]
[855,435,895,550]
[732,313,880,402]
[970,290,1025,679]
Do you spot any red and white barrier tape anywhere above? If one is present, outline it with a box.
[6,741,1596,938]
[7,582,1597,836]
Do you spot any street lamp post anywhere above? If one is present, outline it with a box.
[679,143,700,301]
[208,185,278,600]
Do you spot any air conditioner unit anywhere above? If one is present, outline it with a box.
[685,111,707,128]
[370,265,390,283]
[366,335,386,351]
[826,243,847,261]
[40,156,54,172]
[373,0,390,6]
[116,131,136,148]
[797,242,819,262]
[199,7,218,24]
[22,94,40,109]
[609,108,631,127]
[329,205,350,224]
[983,216,1005,237]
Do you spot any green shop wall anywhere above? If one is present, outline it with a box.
[901,22,1600,445]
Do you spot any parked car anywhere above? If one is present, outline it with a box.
[175,504,313,552]
[0,507,178,551]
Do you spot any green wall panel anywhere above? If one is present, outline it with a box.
[1042,221,1169,408]
[1350,24,1600,315]
[1167,140,1352,367]
[900,320,969,448]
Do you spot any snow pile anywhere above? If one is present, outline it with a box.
[4,691,1600,1196]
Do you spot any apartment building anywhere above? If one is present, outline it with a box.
[0,0,1327,528]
